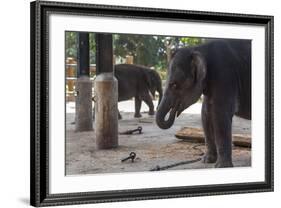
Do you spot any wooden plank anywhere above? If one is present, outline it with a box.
[175,127,251,148]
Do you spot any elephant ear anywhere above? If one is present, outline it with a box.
[170,48,179,60]
[191,51,206,83]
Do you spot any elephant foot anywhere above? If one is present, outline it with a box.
[202,152,217,163]
[148,110,155,116]
[134,113,142,118]
[215,159,233,168]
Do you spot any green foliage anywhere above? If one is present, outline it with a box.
[66,32,77,58]
[113,35,203,72]
[89,33,96,64]
[65,32,96,64]
[157,70,168,80]
[66,32,204,79]
[178,37,204,46]
[114,35,164,67]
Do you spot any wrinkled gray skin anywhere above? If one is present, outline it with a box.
[93,64,163,119]
[156,39,251,168]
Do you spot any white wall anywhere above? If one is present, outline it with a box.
[0,0,279,207]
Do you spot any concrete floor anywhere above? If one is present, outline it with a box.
[65,101,251,175]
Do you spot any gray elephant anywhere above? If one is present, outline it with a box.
[93,64,163,119]
[156,39,251,168]
[115,64,162,118]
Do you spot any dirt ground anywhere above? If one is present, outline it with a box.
[66,102,251,175]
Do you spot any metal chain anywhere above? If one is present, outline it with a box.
[150,158,202,171]
[150,144,204,171]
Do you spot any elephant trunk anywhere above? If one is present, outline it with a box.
[157,85,163,108]
[156,95,177,129]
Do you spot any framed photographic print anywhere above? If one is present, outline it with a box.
[30,0,274,207]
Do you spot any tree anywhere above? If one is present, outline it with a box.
[114,34,162,67]
[66,32,77,58]
[66,32,204,79]
[65,32,96,64]
[114,34,203,69]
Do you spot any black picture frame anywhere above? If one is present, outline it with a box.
[30,0,274,207]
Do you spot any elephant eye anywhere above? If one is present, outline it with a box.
[169,82,178,90]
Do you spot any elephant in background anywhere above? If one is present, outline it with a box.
[156,39,251,168]
[93,64,163,119]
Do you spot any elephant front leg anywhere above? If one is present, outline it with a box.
[212,108,234,168]
[142,92,155,115]
[201,98,217,163]
[134,97,142,118]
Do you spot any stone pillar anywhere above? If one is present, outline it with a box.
[95,33,118,149]
[94,73,118,149]
[75,32,93,132]
[75,77,93,131]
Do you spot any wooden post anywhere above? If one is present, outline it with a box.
[125,55,134,64]
[94,34,118,149]
[66,57,76,92]
[75,32,93,132]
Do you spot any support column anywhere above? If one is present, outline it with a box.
[94,34,118,149]
[75,32,93,132]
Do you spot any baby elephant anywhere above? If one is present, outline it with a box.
[93,64,163,119]
[156,39,251,168]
